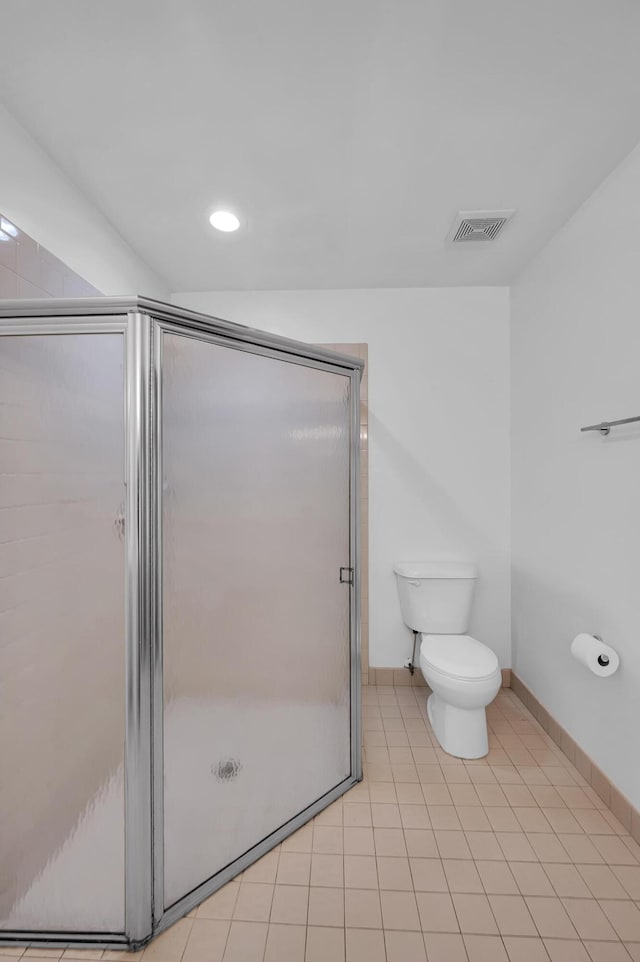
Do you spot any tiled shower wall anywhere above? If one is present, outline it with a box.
[0,213,101,299]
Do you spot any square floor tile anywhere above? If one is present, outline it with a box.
[556,835,604,865]
[396,784,426,804]
[182,919,229,962]
[415,892,459,933]
[344,889,382,929]
[422,932,469,962]
[451,893,498,935]
[270,885,309,925]
[561,899,618,941]
[465,832,505,861]
[369,783,398,803]
[501,936,552,961]
[376,856,413,890]
[543,939,591,962]
[405,829,439,858]
[312,825,343,854]
[264,924,306,962]
[222,921,267,962]
[542,865,591,898]
[463,934,509,961]
[344,855,378,889]
[435,831,472,860]
[276,853,311,886]
[475,860,519,894]
[371,804,402,829]
[344,929,386,962]
[233,883,274,922]
[307,887,344,927]
[457,807,492,832]
[525,897,577,939]
[409,857,448,892]
[475,784,510,807]
[310,853,343,888]
[373,828,407,856]
[527,835,569,864]
[575,864,628,899]
[344,828,376,856]
[422,784,453,806]
[612,866,640,899]
[592,837,639,866]
[384,931,427,962]
[442,859,484,893]
[497,834,538,862]
[599,900,640,941]
[488,895,537,936]
[380,890,421,931]
[400,804,431,829]
[305,926,345,962]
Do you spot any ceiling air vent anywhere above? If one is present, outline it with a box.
[448,209,515,243]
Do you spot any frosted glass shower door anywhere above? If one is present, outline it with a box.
[0,333,126,933]
[161,331,353,909]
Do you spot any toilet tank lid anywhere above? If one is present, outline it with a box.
[393,561,477,579]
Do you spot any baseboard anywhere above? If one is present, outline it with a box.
[511,671,640,845]
[368,667,428,687]
[367,667,512,688]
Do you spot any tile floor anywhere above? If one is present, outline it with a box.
[4,686,640,961]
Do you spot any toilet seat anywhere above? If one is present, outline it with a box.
[420,634,499,682]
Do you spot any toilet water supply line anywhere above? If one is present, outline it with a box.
[406,630,420,675]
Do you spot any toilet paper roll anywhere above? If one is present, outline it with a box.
[570,633,619,677]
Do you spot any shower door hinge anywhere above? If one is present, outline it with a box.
[339,566,354,585]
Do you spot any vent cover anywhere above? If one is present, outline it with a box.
[448,209,515,243]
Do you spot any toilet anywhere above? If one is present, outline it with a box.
[393,561,501,759]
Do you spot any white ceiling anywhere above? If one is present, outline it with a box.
[2,0,640,291]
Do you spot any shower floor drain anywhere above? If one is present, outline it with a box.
[212,757,242,782]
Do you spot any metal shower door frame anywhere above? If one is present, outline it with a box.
[147,313,362,937]
[0,308,144,948]
[0,297,362,949]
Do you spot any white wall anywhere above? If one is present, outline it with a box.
[511,144,640,808]
[172,287,511,669]
[0,104,167,298]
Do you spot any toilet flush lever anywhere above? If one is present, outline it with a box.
[339,567,354,585]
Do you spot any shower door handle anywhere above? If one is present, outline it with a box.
[339,566,354,585]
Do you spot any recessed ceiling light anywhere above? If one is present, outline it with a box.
[209,210,240,232]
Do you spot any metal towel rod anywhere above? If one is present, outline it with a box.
[581,415,640,436]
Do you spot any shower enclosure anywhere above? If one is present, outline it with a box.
[0,297,362,948]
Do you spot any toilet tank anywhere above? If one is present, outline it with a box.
[393,561,477,633]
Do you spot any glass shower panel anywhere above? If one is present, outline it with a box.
[0,334,126,933]
[162,333,352,909]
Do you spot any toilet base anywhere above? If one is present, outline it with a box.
[426,692,489,760]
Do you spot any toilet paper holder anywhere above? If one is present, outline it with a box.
[592,635,610,667]
[571,633,620,677]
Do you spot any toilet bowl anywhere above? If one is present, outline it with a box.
[393,561,501,759]
[420,634,501,759]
